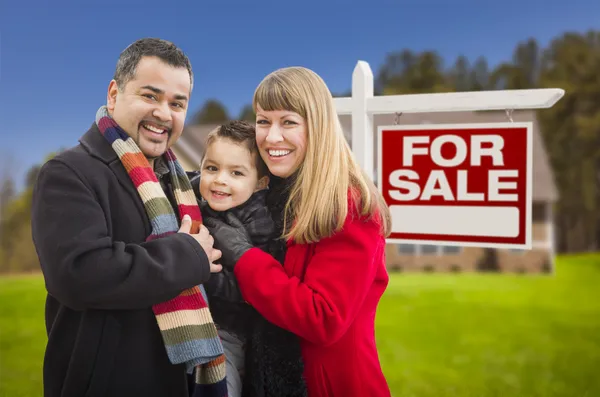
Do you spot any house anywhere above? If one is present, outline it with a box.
[173,109,558,274]
[173,123,220,171]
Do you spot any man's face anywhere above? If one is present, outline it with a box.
[107,56,191,161]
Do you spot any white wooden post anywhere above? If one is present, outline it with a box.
[351,61,374,181]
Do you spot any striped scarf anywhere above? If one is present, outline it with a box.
[95,106,228,396]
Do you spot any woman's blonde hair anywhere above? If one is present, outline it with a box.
[253,66,392,244]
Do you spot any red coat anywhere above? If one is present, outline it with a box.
[234,204,391,397]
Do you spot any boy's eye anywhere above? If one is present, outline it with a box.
[233,171,244,176]
[205,165,217,172]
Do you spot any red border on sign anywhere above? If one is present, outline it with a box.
[377,122,532,249]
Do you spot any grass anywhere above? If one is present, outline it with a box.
[1,254,600,396]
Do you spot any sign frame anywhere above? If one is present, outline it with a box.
[377,122,533,250]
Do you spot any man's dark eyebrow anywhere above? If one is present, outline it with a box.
[141,85,188,102]
[174,94,188,101]
[141,85,163,94]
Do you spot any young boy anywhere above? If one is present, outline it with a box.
[190,120,273,397]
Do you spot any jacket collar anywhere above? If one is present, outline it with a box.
[78,121,152,235]
[79,122,119,164]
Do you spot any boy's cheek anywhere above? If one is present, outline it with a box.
[199,180,210,200]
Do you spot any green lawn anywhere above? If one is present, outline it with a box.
[1,254,600,397]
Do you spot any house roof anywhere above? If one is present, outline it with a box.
[173,123,220,167]
[173,109,558,202]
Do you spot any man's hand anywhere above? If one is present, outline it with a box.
[178,215,222,273]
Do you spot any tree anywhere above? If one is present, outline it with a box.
[25,165,41,189]
[238,104,255,122]
[192,99,229,124]
[412,51,449,93]
[379,49,450,94]
[537,30,600,252]
[490,38,541,90]
[468,56,490,91]
[0,177,15,220]
[0,151,62,273]
[0,186,36,273]
[332,90,352,98]
[377,49,417,95]
[448,55,470,92]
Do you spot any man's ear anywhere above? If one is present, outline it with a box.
[107,80,119,112]
[256,175,269,191]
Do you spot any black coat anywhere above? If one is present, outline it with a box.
[31,124,212,397]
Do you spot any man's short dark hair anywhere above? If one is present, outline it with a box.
[114,38,193,90]
[205,120,269,178]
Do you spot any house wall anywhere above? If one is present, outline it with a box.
[385,244,481,272]
[385,245,552,273]
[495,247,552,273]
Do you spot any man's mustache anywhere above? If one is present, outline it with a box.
[141,119,172,132]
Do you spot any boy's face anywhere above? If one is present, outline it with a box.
[200,138,269,212]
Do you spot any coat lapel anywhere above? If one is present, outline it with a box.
[79,123,152,236]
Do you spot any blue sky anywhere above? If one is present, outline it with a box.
[1,0,598,191]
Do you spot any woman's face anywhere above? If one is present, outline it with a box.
[255,105,307,178]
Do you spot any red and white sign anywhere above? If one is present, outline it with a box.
[377,123,532,249]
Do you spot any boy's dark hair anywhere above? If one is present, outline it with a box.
[204,120,269,178]
[114,38,193,90]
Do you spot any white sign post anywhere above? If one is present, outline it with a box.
[333,61,564,249]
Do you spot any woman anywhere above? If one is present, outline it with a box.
[204,66,393,397]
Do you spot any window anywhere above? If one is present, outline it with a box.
[442,245,461,254]
[397,244,416,254]
[396,244,462,256]
[421,245,438,254]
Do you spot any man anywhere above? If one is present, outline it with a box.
[31,38,223,397]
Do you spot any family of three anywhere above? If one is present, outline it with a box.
[31,37,393,397]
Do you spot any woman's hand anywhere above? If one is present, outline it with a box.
[202,209,254,269]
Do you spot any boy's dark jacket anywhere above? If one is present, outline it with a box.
[189,172,307,397]
[200,188,273,336]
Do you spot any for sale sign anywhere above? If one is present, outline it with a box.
[377,123,532,249]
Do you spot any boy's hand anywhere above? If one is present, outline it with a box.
[203,212,254,268]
